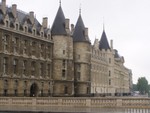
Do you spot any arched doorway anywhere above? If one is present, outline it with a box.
[30,83,38,97]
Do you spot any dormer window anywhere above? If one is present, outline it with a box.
[24,26,27,33]
[16,24,19,30]
[6,20,9,27]
[41,32,44,37]
[32,29,36,36]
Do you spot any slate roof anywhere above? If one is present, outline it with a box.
[99,30,110,50]
[51,6,67,35]
[73,14,89,42]
[0,6,50,35]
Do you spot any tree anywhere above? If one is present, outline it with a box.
[137,77,149,95]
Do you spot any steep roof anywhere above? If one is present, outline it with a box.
[51,5,67,35]
[73,14,89,42]
[99,30,110,50]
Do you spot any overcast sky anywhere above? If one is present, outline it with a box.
[5,0,150,84]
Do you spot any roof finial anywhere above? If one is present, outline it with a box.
[59,0,61,6]
[79,3,81,15]
[103,17,105,31]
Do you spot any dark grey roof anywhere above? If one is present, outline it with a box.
[73,15,89,42]
[51,6,67,35]
[99,30,110,50]
[0,6,43,34]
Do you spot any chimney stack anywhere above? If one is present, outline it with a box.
[71,24,74,34]
[42,17,48,28]
[110,39,113,50]
[12,4,17,18]
[1,0,6,14]
[29,11,34,24]
[65,19,69,29]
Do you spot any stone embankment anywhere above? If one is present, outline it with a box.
[0,97,149,110]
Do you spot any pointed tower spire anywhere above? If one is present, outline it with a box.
[99,26,110,50]
[59,0,61,6]
[79,4,81,15]
[51,3,67,35]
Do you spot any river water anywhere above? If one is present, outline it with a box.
[0,107,149,113]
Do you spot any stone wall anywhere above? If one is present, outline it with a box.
[0,97,149,108]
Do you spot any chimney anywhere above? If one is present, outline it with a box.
[29,11,34,24]
[71,24,74,34]
[1,0,6,14]
[42,17,48,28]
[65,18,69,29]
[84,28,89,40]
[12,4,17,18]
[110,39,113,50]
[84,27,88,37]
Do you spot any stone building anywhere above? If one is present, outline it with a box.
[0,0,132,97]
[91,30,132,96]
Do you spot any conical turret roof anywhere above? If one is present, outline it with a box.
[73,14,89,42]
[99,30,110,50]
[51,5,67,35]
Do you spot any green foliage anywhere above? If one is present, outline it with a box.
[137,77,149,95]
[132,84,137,91]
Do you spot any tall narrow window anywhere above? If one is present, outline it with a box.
[13,59,18,74]
[62,60,66,68]
[47,64,51,77]
[109,71,111,77]
[16,24,19,30]
[3,35,9,51]
[40,44,44,58]
[3,57,7,74]
[62,70,66,78]
[40,63,44,76]
[63,50,65,55]
[6,21,9,27]
[31,61,36,76]
[47,45,51,59]
[64,86,68,94]
[32,41,36,56]
[23,40,27,55]
[23,60,27,75]
[3,80,8,96]
[13,37,18,53]
[109,79,111,85]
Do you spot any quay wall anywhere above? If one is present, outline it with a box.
[0,97,149,108]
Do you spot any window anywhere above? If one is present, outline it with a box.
[77,72,80,80]
[16,24,19,30]
[40,44,44,57]
[24,26,27,33]
[47,45,51,59]
[4,80,8,89]
[13,37,18,53]
[77,64,81,71]
[47,64,51,77]
[23,60,27,75]
[41,32,44,37]
[62,69,66,78]
[13,59,18,74]
[109,79,111,85]
[6,21,9,27]
[14,89,18,96]
[63,50,65,54]
[32,41,36,56]
[109,71,111,77]
[23,40,27,55]
[33,29,36,35]
[62,60,66,68]
[64,86,68,94]
[40,63,44,76]
[77,55,80,59]
[31,61,36,76]
[3,57,8,74]
[3,34,9,51]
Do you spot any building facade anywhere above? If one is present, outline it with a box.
[0,0,132,97]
